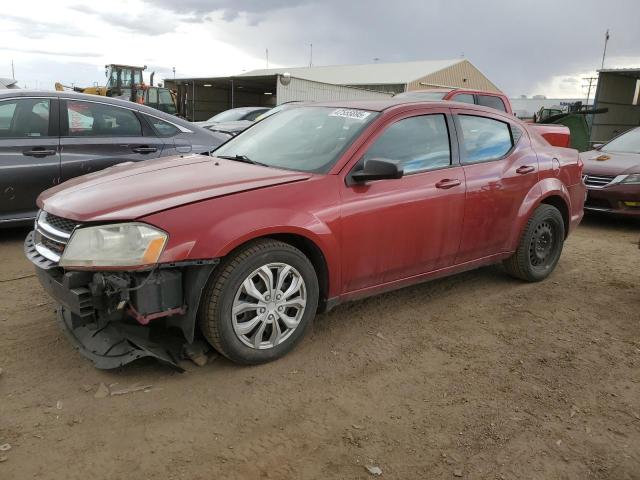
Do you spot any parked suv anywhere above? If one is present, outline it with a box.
[395,88,571,148]
[26,100,585,369]
[0,90,227,226]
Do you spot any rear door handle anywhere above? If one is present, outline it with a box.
[23,148,57,157]
[132,146,158,154]
[435,179,462,189]
[516,165,536,174]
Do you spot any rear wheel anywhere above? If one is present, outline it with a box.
[503,204,565,282]
[198,239,319,364]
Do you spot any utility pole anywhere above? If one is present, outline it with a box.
[601,29,610,70]
[583,76,598,107]
[266,48,269,69]
[309,44,313,67]
[172,67,175,79]
[11,60,15,79]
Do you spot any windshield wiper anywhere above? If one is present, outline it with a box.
[216,154,269,167]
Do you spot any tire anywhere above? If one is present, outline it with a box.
[198,239,319,364]
[503,204,565,282]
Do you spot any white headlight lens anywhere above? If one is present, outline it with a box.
[59,223,167,268]
[620,174,640,185]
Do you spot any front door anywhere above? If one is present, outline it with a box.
[0,97,60,222]
[59,99,164,181]
[452,109,540,263]
[339,110,466,293]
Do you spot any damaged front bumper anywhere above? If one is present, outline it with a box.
[26,231,217,370]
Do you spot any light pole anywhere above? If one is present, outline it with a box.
[601,29,610,70]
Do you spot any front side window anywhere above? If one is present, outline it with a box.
[477,95,507,112]
[363,114,451,174]
[66,101,142,137]
[458,115,513,164]
[452,93,475,104]
[215,106,378,173]
[0,98,50,138]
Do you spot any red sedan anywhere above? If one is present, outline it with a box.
[581,126,640,217]
[25,100,585,368]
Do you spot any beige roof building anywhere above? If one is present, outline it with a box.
[239,58,501,94]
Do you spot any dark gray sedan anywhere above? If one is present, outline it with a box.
[0,90,227,226]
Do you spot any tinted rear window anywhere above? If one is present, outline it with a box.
[477,95,507,112]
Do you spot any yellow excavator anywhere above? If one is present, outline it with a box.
[55,64,177,115]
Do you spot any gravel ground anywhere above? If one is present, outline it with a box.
[0,214,639,480]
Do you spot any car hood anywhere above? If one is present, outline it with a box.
[581,150,640,176]
[38,155,311,222]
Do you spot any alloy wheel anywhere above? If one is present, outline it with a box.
[231,262,307,349]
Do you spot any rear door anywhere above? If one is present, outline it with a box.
[453,109,539,263]
[0,96,60,222]
[59,99,164,181]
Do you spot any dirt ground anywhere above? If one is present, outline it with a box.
[1,214,639,480]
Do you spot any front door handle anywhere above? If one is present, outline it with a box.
[435,179,462,189]
[132,146,158,154]
[516,165,536,174]
[23,148,57,157]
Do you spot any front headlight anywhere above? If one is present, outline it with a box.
[620,174,640,185]
[59,223,168,268]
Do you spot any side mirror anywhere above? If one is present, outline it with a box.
[592,143,604,150]
[349,158,403,185]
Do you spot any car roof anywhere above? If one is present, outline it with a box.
[302,98,514,116]
[0,89,191,125]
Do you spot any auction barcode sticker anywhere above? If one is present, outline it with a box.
[329,108,371,120]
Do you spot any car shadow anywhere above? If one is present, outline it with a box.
[581,211,640,234]
[0,227,30,245]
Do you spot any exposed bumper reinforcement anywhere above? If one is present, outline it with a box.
[57,306,185,371]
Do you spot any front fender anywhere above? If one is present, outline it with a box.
[142,177,342,297]
[507,178,572,251]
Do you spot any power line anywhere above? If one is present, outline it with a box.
[583,77,598,106]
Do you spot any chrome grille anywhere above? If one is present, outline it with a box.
[25,211,80,268]
[583,174,615,188]
[41,211,77,235]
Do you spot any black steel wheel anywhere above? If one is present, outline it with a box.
[503,204,565,282]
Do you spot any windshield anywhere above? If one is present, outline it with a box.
[208,108,254,123]
[602,127,640,154]
[395,91,448,100]
[214,106,378,173]
[255,103,297,122]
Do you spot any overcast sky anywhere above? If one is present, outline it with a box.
[2,0,638,98]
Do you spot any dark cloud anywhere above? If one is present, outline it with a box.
[146,0,640,96]
[152,0,313,22]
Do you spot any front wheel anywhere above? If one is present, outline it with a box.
[503,204,565,282]
[198,239,319,364]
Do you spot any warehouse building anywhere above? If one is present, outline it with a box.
[165,58,499,121]
[591,67,640,143]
